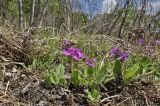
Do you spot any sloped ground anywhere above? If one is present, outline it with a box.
[0,26,160,106]
[1,68,160,106]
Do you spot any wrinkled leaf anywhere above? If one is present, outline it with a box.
[124,63,141,83]
[46,64,66,85]
[86,89,101,102]
[95,64,108,85]
[113,59,122,77]
[71,69,81,85]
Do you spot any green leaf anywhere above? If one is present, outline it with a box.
[86,67,94,75]
[80,78,88,86]
[98,59,105,71]
[104,77,115,84]
[95,64,108,85]
[113,59,122,77]
[154,68,160,81]
[124,63,141,83]
[46,64,66,85]
[57,64,65,78]
[49,72,58,84]
[56,64,66,84]
[59,78,67,84]
[140,57,150,67]
[86,89,101,102]
[155,75,160,81]
[71,69,81,85]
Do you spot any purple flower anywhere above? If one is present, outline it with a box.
[119,51,129,62]
[93,57,96,62]
[137,38,145,45]
[109,47,121,58]
[63,47,85,61]
[64,39,71,46]
[62,39,75,49]
[72,50,85,60]
[63,47,74,56]
[155,39,160,45]
[85,57,96,67]
[144,45,156,57]
[109,47,130,62]
[62,46,97,67]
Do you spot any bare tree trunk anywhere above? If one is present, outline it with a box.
[0,0,8,25]
[66,0,72,33]
[29,0,36,26]
[138,0,147,27]
[107,11,123,36]
[39,0,49,27]
[146,11,160,33]
[18,0,24,28]
[60,0,72,33]
[35,0,41,24]
[118,0,130,38]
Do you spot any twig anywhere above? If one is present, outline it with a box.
[102,35,129,50]
[0,62,26,69]
[100,95,121,103]
[4,81,9,95]
[116,97,131,106]
[21,83,31,94]
[100,84,108,92]
[136,69,156,80]
[1,65,6,82]
[142,91,150,106]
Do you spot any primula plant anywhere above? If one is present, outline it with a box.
[61,40,110,101]
[108,47,159,84]
[42,38,160,103]
[45,64,66,85]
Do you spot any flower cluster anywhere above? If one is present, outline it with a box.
[109,47,121,58]
[109,47,129,62]
[144,45,156,58]
[62,39,75,49]
[85,57,96,67]
[137,37,145,45]
[62,41,96,68]
[64,39,72,46]
[137,38,160,47]
[63,47,85,61]
[119,51,129,62]
[155,39,160,45]
[136,38,160,58]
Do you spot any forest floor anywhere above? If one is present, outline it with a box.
[0,26,160,106]
[1,68,160,106]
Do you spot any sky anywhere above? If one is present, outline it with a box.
[102,0,117,13]
[72,0,160,17]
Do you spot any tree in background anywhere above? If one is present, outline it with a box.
[0,0,159,37]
